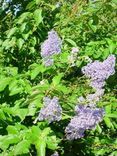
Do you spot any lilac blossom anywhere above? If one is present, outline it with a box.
[51,151,59,156]
[65,105,104,140]
[43,58,54,67]
[55,2,62,8]
[84,56,93,63]
[68,47,79,66]
[77,89,104,106]
[77,96,85,103]
[38,97,62,123]
[65,116,85,140]
[41,30,62,66]
[68,55,76,66]
[71,47,79,54]
[82,55,116,89]
[86,89,104,103]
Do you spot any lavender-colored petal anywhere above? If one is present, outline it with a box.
[51,151,59,156]
[82,55,116,90]
[41,30,62,57]
[86,89,104,103]
[65,116,85,140]
[66,105,104,140]
[38,97,62,123]
[71,47,79,53]
[43,58,54,66]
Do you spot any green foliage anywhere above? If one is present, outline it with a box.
[0,0,117,155]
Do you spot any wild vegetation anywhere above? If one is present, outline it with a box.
[0,0,117,155]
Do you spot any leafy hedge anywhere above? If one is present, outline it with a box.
[0,0,117,156]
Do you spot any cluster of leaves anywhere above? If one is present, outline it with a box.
[0,0,117,155]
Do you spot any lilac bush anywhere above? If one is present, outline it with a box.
[65,54,115,141]
[1,0,116,155]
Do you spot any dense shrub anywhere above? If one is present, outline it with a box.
[0,0,117,155]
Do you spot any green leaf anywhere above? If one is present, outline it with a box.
[105,113,117,118]
[13,140,30,155]
[96,124,102,133]
[76,60,82,67]
[0,78,11,92]
[105,105,111,114]
[88,22,97,32]
[9,80,23,96]
[56,85,70,94]
[5,67,18,76]
[17,12,31,24]
[37,128,51,156]
[29,95,42,108]
[2,39,10,48]
[32,127,49,156]
[24,80,31,93]
[0,135,20,150]
[0,109,6,120]
[30,37,37,46]
[85,47,94,56]
[17,38,24,49]
[60,52,69,63]
[14,108,28,121]
[26,1,35,10]
[31,126,41,142]
[20,22,27,32]
[22,31,32,40]
[47,136,58,150]
[106,38,116,53]
[36,0,41,5]
[104,117,114,129]
[7,126,18,134]
[109,151,117,156]
[9,87,23,96]
[52,73,63,86]
[41,128,51,137]
[9,79,26,96]
[65,39,77,47]
[7,27,17,38]
[30,64,46,80]
[29,47,36,54]
[103,48,109,59]
[34,9,43,25]
[30,66,40,80]
[28,104,36,116]
[93,50,102,59]
[96,149,106,155]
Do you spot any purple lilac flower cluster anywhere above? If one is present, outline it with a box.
[38,97,62,123]
[82,55,116,90]
[37,54,115,141]
[65,105,104,140]
[77,89,104,108]
[41,30,62,66]
[71,47,79,54]
[55,2,62,8]
[65,55,116,140]
[51,151,59,156]
[68,47,79,66]
[86,89,104,103]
